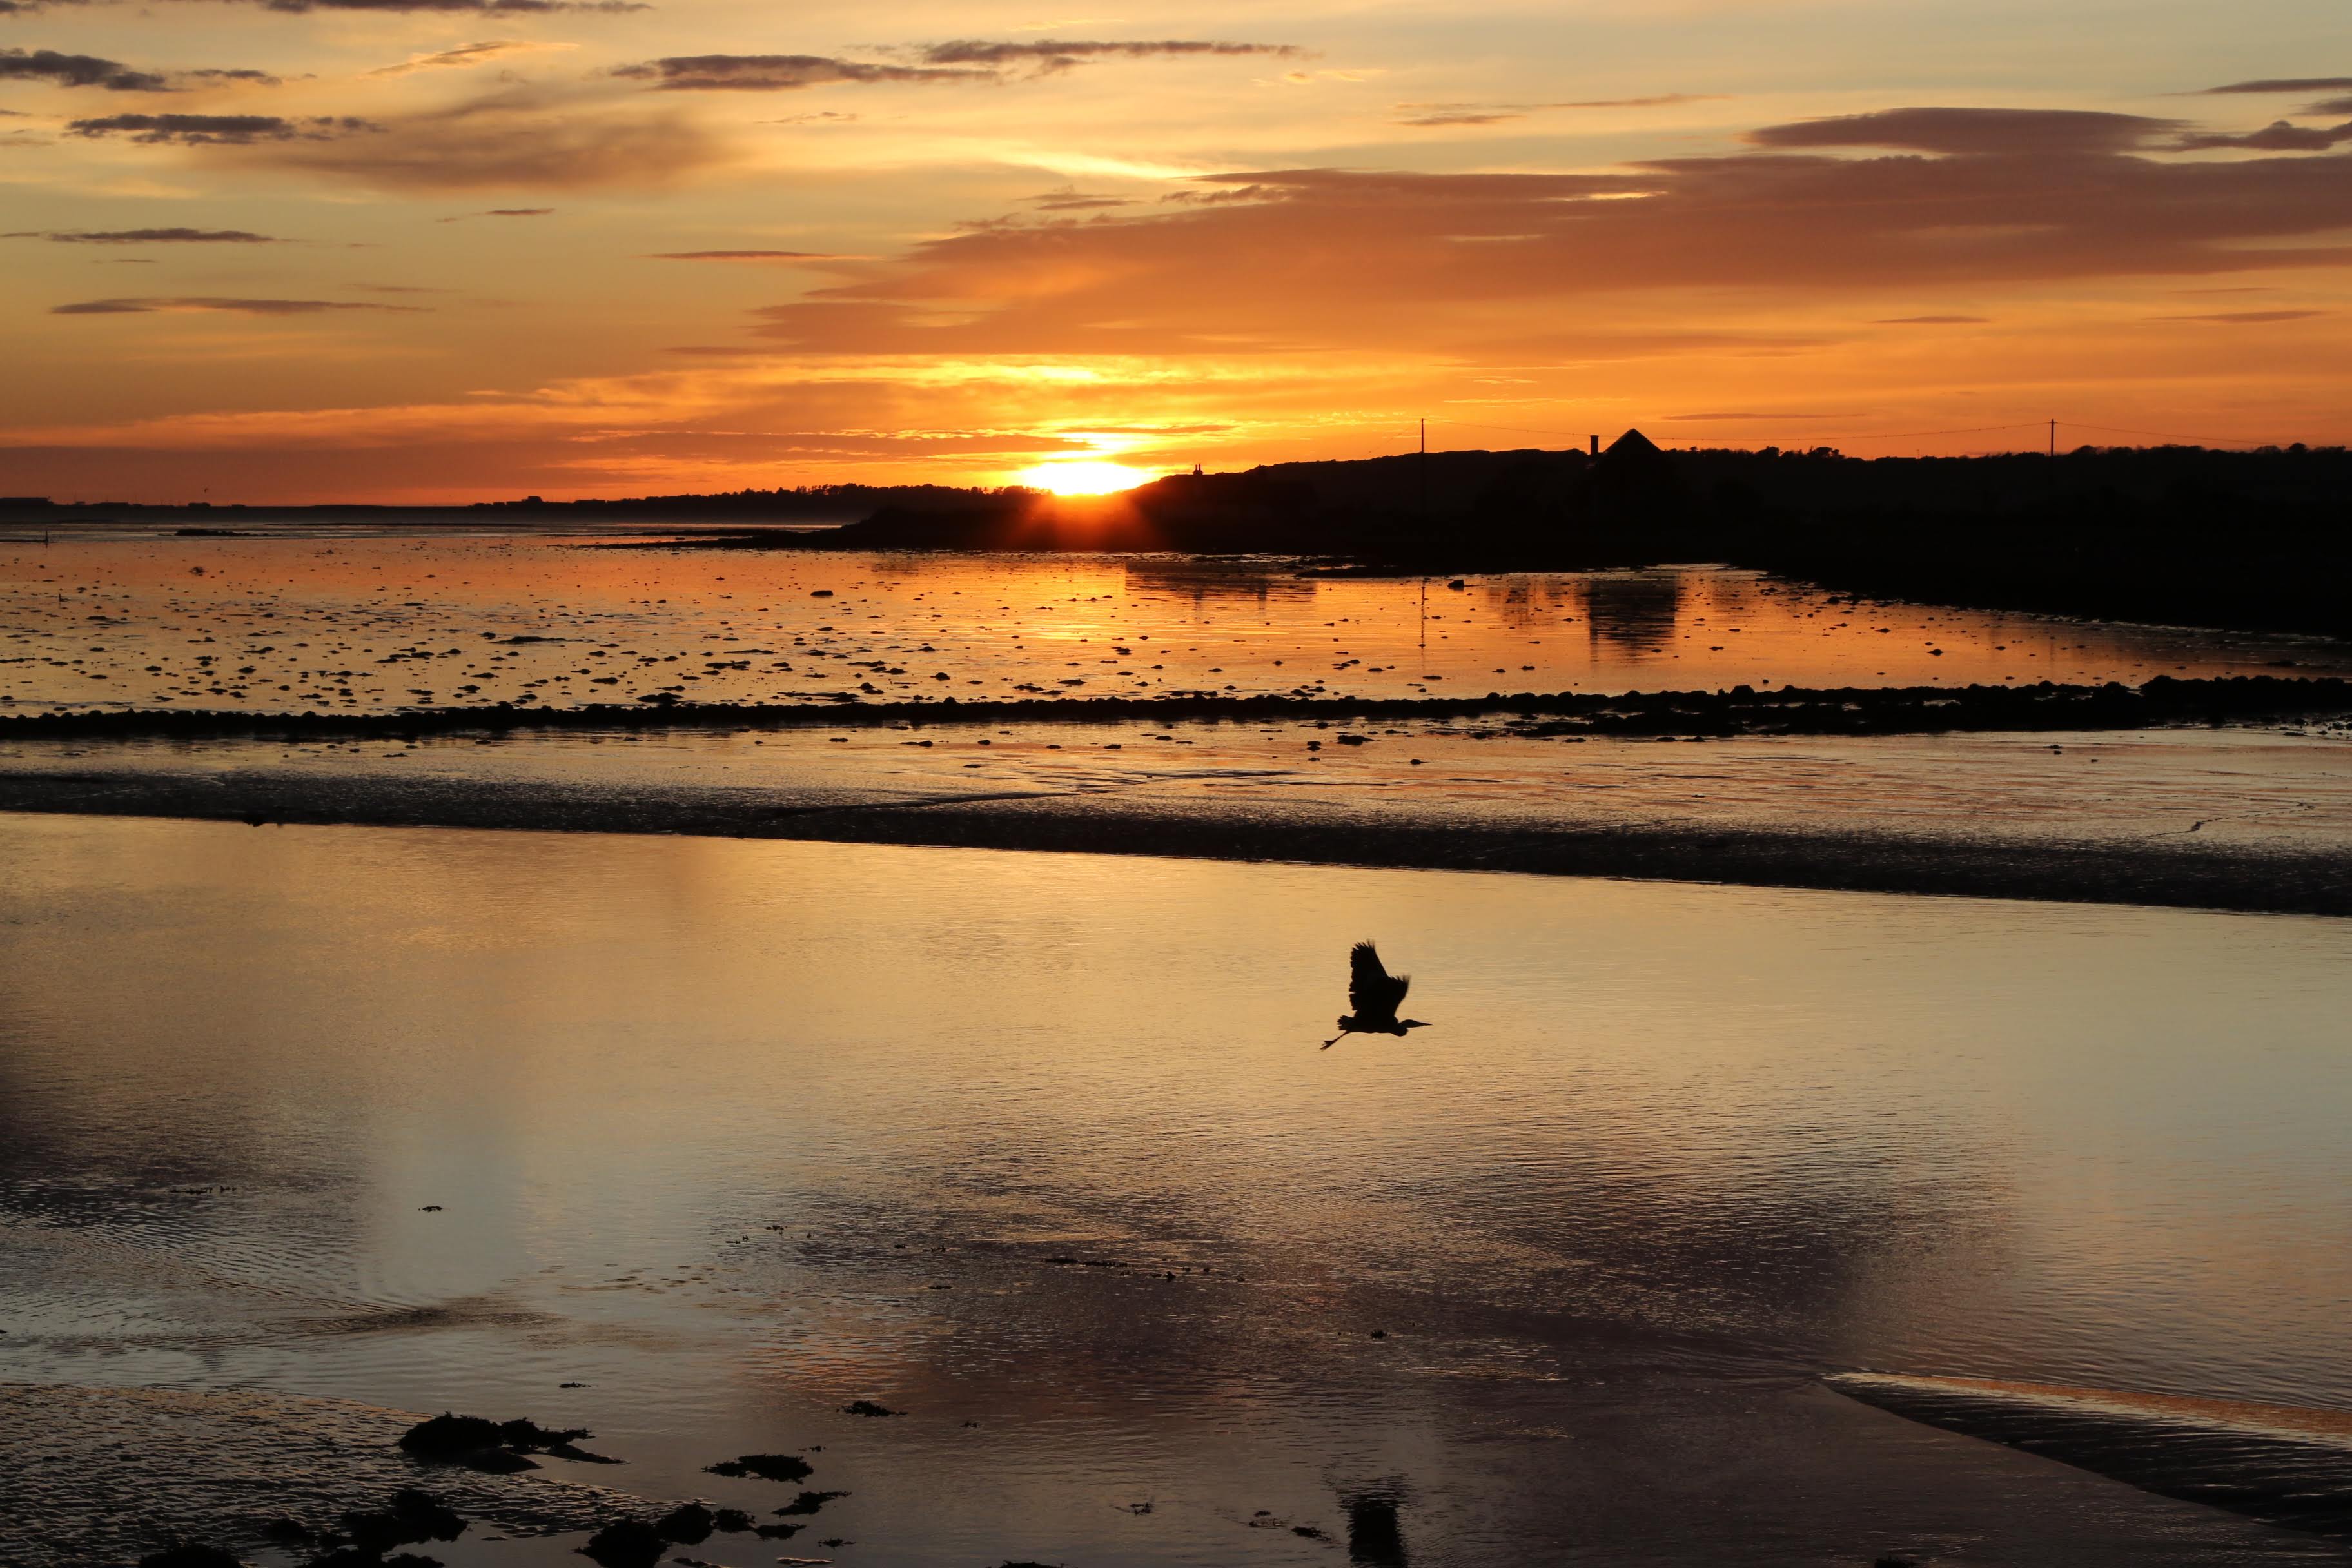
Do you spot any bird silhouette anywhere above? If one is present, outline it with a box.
[1323,941,1431,1048]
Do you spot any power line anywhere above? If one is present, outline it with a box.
[2057,419,2276,448]
[1429,415,2294,450]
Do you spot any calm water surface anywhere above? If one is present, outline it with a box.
[5,813,2352,1564]
[5,524,2345,715]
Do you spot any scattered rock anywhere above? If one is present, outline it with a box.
[579,1518,668,1568]
[839,1401,899,1418]
[1293,1525,1329,1540]
[705,1453,813,1482]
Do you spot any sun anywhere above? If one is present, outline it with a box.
[1021,459,1150,496]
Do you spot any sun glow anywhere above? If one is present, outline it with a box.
[1022,459,1150,496]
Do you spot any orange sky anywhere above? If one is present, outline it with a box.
[2,0,2349,502]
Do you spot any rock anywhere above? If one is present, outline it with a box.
[703,1453,813,1482]
[337,1488,465,1552]
[654,1504,714,1544]
[579,1518,668,1568]
[774,1491,848,1517]
[397,1414,504,1458]
[139,1549,246,1568]
[260,1518,315,1545]
[398,1412,603,1469]
[709,1509,756,1534]
[839,1400,899,1418]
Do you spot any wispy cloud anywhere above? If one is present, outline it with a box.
[368,39,572,77]
[915,39,1301,74]
[2155,309,2328,322]
[8,226,283,242]
[52,295,424,314]
[1396,93,1721,128]
[439,206,554,219]
[2199,77,2352,94]
[647,248,834,261]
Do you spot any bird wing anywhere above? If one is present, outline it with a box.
[1348,941,1411,1021]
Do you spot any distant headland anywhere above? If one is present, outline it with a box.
[6,432,2348,638]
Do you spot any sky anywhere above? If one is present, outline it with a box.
[1,0,2349,503]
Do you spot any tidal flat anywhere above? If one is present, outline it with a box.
[8,525,2352,1565]
[6,815,2352,1567]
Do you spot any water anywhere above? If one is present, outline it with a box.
[5,524,2344,716]
[6,812,2352,1564]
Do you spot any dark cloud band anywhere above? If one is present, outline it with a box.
[0,47,166,91]
[67,113,380,143]
[616,39,1299,91]
[614,54,983,90]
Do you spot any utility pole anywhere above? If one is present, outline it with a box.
[1418,417,1429,519]
[2049,418,2055,457]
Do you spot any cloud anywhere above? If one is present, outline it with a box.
[1396,93,1721,128]
[1875,315,1989,324]
[68,113,380,144]
[439,206,554,219]
[369,39,567,77]
[914,39,1301,74]
[11,226,282,242]
[614,54,985,90]
[618,39,1298,91]
[162,0,642,12]
[1026,185,1132,211]
[648,248,833,261]
[2155,309,2328,322]
[237,86,726,191]
[0,47,168,91]
[741,107,2352,358]
[1745,106,2175,154]
[51,295,424,314]
[2199,77,2352,95]
[2174,119,2352,152]
[0,48,279,89]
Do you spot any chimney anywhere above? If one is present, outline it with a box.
[1589,434,1599,456]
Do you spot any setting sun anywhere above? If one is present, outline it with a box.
[1021,460,1150,496]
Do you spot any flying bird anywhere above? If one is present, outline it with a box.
[1324,941,1431,1048]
